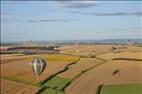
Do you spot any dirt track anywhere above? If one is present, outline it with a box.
[65,60,142,94]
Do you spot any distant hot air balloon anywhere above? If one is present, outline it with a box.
[30,58,47,76]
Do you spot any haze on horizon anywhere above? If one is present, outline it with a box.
[1,1,142,43]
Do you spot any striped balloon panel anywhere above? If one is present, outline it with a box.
[31,58,46,76]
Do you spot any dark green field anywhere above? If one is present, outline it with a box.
[41,76,71,94]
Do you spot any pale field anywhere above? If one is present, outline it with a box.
[59,45,142,56]
[58,58,103,79]
[113,45,142,52]
[65,60,142,94]
[59,45,114,56]
[0,79,38,94]
[97,51,142,61]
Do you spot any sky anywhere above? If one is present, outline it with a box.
[1,1,142,42]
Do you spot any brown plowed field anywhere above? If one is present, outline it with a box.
[1,54,79,85]
[65,60,142,94]
[0,79,38,94]
[1,55,37,64]
[58,58,103,79]
[1,60,70,84]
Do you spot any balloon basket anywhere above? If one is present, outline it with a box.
[36,75,40,81]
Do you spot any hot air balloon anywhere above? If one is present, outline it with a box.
[30,58,47,76]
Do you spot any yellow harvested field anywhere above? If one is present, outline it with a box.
[0,79,38,94]
[59,45,114,55]
[65,60,142,94]
[58,58,103,79]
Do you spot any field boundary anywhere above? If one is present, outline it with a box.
[96,84,104,94]
[37,57,105,94]
[36,58,80,94]
[112,58,142,61]
[62,57,106,94]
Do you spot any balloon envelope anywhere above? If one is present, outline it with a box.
[31,58,46,76]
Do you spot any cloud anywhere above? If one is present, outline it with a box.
[15,19,76,23]
[60,1,96,8]
[66,11,142,16]
[93,12,142,16]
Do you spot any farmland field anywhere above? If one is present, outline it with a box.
[59,45,142,56]
[0,79,38,94]
[59,45,114,56]
[1,45,142,94]
[58,58,103,79]
[65,59,142,94]
[97,51,142,61]
[41,76,71,94]
[100,84,142,94]
[1,54,79,85]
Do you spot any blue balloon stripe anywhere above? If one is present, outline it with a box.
[31,58,46,76]
[41,59,46,73]
[36,58,41,75]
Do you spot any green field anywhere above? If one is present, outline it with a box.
[41,76,71,94]
[100,84,142,94]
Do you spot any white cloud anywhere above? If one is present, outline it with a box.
[60,1,96,8]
